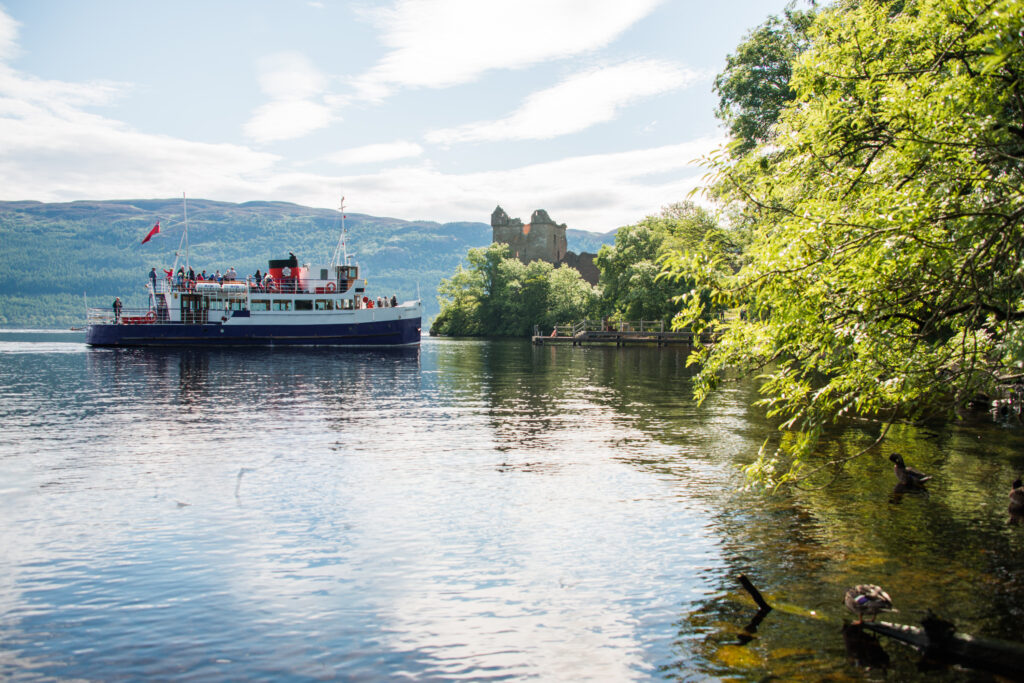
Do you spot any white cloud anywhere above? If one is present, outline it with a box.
[0,8,20,62]
[320,138,723,231]
[326,141,424,166]
[0,49,718,233]
[0,59,280,201]
[0,66,126,115]
[256,52,326,100]
[244,100,334,144]
[0,42,719,232]
[427,60,700,144]
[0,3,719,233]
[243,52,334,143]
[352,0,664,99]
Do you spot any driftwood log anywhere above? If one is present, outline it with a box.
[863,615,1024,680]
[735,576,1024,680]
[735,574,772,644]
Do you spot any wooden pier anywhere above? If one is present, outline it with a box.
[531,320,705,347]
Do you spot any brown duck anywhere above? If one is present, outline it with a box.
[844,584,896,624]
[1010,477,1024,516]
[889,453,932,488]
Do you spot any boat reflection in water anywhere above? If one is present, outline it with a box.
[87,345,421,410]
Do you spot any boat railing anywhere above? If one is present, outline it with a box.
[166,278,347,295]
[87,307,165,325]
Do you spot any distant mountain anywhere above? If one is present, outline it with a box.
[0,199,616,328]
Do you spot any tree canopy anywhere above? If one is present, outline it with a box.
[663,0,1024,487]
[597,202,731,322]
[430,243,599,337]
[713,3,816,157]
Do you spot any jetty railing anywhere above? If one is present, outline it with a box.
[533,320,706,346]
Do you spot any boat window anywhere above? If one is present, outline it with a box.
[295,299,313,311]
[272,300,291,311]
[314,299,334,311]
[251,299,270,311]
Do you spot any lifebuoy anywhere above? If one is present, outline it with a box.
[326,281,336,293]
[145,311,156,323]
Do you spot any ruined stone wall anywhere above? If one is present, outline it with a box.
[490,205,599,285]
[561,251,599,286]
[491,206,568,264]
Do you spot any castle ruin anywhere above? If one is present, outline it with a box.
[490,205,599,285]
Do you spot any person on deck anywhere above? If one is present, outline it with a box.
[113,297,122,323]
[390,295,397,307]
[149,268,157,291]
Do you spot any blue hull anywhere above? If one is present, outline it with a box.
[86,317,421,347]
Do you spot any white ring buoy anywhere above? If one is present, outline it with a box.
[145,311,156,323]
[282,266,292,277]
[326,282,336,293]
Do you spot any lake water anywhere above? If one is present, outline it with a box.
[1,331,1022,681]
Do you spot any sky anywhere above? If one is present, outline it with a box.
[0,0,785,233]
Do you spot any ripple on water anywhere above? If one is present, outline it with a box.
[0,336,1022,681]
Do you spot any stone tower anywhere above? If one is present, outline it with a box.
[491,205,568,264]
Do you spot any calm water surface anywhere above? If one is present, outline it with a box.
[0,331,1022,681]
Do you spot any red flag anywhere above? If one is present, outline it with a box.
[141,222,160,244]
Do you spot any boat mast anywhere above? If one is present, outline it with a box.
[183,192,190,270]
[171,192,190,276]
[331,196,348,268]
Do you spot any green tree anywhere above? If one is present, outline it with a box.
[598,202,726,321]
[664,0,1024,487]
[544,265,600,329]
[713,3,816,157]
[490,258,553,335]
[430,261,487,336]
[431,243,599,336]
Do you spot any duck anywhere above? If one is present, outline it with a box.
[844,584,896,624]
[1010,477,1024,516]
[889,453,932,488]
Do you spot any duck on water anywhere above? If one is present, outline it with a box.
[889,453,932,488]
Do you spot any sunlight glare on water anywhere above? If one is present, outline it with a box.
[1,332,1023,681]
[0,335,729,681]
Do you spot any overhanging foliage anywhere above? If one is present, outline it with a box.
[663,0,1024,487]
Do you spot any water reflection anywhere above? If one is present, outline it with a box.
[841,622,890,671]
[1,334,1022,680]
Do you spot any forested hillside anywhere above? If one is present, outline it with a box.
[0,199,614,328]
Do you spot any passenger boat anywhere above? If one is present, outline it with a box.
[86,200,422,347]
